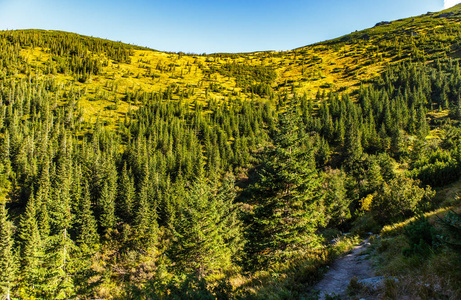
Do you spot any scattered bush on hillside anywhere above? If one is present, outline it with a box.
[371,176,435,224]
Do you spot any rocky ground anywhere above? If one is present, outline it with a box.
[311,238,380,299]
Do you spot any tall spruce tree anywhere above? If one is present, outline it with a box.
[99,180,116,236]
[134,170,157,248]
[0,201,15,300]
[0,162,14,300]
[118,163,136,223]
[44,159,75,299]
[169,176,242,278]
[216,173,243,263]
[18,193,45,298]
[76,182,99,248]
[244,103,325,269]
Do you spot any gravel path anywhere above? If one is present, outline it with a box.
[312,238,374,299]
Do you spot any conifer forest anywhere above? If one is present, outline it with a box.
[0,4,461,300]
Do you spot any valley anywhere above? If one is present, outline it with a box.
[0,4,460,300]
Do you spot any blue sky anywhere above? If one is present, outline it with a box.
[0,0,456,53]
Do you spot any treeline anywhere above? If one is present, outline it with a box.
[0,30,136,82]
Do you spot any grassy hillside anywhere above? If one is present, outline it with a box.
[1,4,461,129]
[0,4,461,300]
[361,193,461,298]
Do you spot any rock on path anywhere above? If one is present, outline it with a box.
[312,239,374,299]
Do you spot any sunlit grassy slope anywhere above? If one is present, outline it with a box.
[3,4,461,127]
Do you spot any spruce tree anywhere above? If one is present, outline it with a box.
[367,159,384,193]
[99,180,116,236]
[169,178,241,278]
[244,103,325,269]
[36,161,51,237]
[216,173,243,263]
[344,114,363,166]
[323,168,351,226]
[76,182,99,248]
[134,171,157,247]
[0,201,15,300]
[44,159,75,299]
[18,193,44,298]
[118,163,135,223]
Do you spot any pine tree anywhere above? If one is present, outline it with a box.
[118,163,136,223]
[244,103,325,269]
[169,178,241,278]
[323,168,351,226]
[99,180,116,236]
[76,182,99,248]
[134,171,157,247]
[18,193,44,298]
[0,201,15,300]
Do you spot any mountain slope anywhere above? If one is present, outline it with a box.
[1,4,461,129]
[0,4,461,299]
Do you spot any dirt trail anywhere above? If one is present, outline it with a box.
[312,238,374,299]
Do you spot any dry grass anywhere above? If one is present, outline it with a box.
[231,235,360,299]
[16,32,394,126]
[7,4,461,134]
[380,206,457,237]
[368,200,461,299]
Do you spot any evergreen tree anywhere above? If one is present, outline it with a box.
[18,193,45,298]
[44,159,76,299]
[344,116,363,165]
[216,173,243,263]
[0,201,15,300]
[134,171,157,247]
[76,182,99,248]
[118,163,136,223]
[99,180,116,236]
[36,161,51,238]
[322,168,351,226]
[244,104,325,269]
[416,104,428,137]
[170,178,242,278]
[43,227,75,299]
[159,175,177,227]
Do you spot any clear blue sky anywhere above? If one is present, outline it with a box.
[0,0,456,53]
